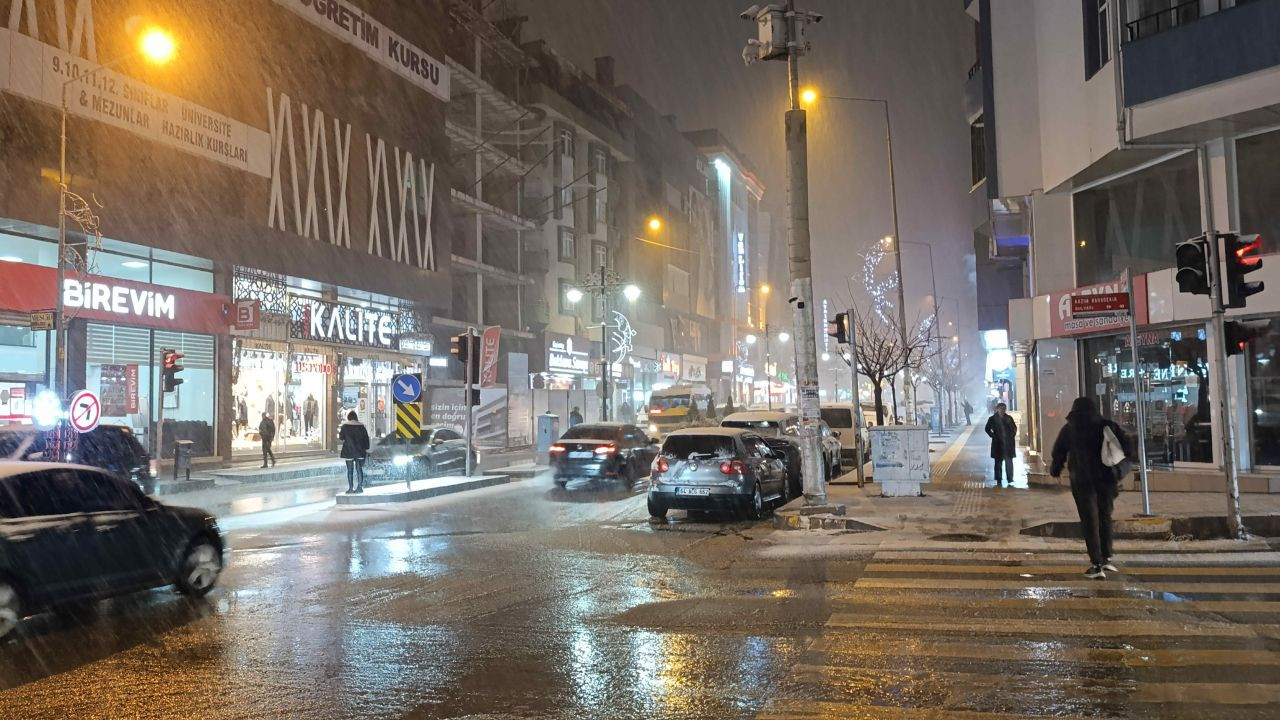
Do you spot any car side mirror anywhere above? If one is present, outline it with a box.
[832,430,842,438]
[432,438,445,446]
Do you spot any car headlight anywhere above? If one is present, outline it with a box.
[649,423,658,433]
[392,454,413,467]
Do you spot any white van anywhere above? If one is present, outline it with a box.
[818,402,880,465]
[646,384,714,440]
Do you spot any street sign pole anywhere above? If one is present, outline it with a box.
[1207,232,1246,538]
[1124,272,1152,515]
[849,307,865,488]
[465,327,475,478]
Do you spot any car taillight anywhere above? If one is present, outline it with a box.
[594,445,616,455]
[549,444,566,454]
[650,407,662,414]
[654,457,669,473]
[719,460,747,475]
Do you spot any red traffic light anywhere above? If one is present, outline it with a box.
[1235,234,1263,266]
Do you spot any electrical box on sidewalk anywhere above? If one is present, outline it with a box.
[536,412,560,461]
[870,425,930,497]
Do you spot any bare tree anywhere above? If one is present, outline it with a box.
[842,307,937,425]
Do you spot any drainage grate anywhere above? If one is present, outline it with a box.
[928,533,990,542]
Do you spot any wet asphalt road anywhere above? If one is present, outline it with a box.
[2,464,1280,719]
[0,476,854,720]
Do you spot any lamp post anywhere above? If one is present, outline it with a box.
[54,26,176,396]
[802,89,909,421]
[566,266,639,421]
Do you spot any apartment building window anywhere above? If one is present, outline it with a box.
[970,116,987,188]
[561,185,575,219]
[593,147,608,177]
[594,189,607,232]
[1073,151,1199,285]
[553,184,563,221]
[587,188,599,235]
[558,279,575,315]
[559,128,575,159]
[1083,0,1111,80]
[558,227,577,262]
[590,241,608,272]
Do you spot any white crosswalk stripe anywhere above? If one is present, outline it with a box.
[758,545,1280,719]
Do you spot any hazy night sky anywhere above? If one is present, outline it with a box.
[518,0,981,396]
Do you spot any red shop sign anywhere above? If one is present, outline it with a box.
[0,261,231,335]
[1051,275,1147,337]
[1069,292,1129,318]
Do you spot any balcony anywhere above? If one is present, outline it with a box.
[1122,0,1280,106]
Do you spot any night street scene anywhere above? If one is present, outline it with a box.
[2,0,1280,718]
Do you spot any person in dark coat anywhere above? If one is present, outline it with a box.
[984,402,1017,485]
[569,406,583,427]
[258,412,276,468]
[962,399,973,426]
[338,410,371,493]
[723,395,736,415]
[1050,397,1132,579]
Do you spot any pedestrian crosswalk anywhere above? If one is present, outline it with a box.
[758,545,1280,719]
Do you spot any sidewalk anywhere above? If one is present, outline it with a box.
[154,445,539,519]
[775,424,1280,542]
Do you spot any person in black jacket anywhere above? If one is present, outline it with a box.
[984,403,1017,485]
[1050,397,1133,579]
[339,411,371,493]
[258,412,276,468]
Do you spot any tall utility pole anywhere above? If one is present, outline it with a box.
[1205,233,1246,538]
[741,1,826,503]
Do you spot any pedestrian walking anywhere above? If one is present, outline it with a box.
[962,399,973,426]
[339,410,371,494]
[984,402,1017,485]
[620,401,635,425]
[258,411,277,468]
[1049,397,1132,579]
[723,395,736,415]
[569,406,583,427]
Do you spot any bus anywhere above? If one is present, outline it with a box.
[645,384,713,440]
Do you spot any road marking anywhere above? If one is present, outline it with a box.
[828,592,1280,614]
[826,614,1279,638]
[802,638,1280,668]
[855,576,1280,594]
[865,562,1280,576]
[758,699,1095,720]
[873,550,1280,565]
[1133,682,1280,705]
[931,425,974,482]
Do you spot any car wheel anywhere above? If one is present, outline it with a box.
[176,539,222,597]
[647,495,667,520]
[0,580,21,640]
[747,483,766,520]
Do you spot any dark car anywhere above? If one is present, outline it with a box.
[549,422,659,486]
[0,425,156,494]
[0,461,224,640]
[364,425,478,483]
[720,411,843,494]
[646,428,789,520]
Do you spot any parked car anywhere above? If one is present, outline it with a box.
[365,425,478,483]
[820,403,880,466]
[720,411,842,490]
[0,461,224,640]
[0,425,156,494]
[647,428,789,520]
[549,422,658,486]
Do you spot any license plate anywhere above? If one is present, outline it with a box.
[675,487,710,496]
[568,451,593,459]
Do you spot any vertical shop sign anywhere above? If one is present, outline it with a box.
[126,364,140,414]
[479,325,501,388]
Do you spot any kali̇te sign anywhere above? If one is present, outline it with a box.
[290,296,398,349]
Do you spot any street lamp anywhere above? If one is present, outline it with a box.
[805,87,909,421]
[54,25,177,396]
[745,334,758,345]
[565,265,639,421]
[646,216,663,233]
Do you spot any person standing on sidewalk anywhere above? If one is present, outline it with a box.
[258,411,277,468]
[339,410,371,494]
[1049,397,1132,580]
[569,406,583,427]
[962,399,973,426]
[984,403,1017,485]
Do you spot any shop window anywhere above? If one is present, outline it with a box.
[1081,324,1212,466]
[86,324,218,457]
[1236,129,1280,255]
[558,279,575,316]
[231,343,330,456]
[1073,151,1200,285]
[1245,319,1280,466]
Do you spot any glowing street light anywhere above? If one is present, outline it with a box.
[745,334,758,345]
[799,87,818,106]
[821,352,831,362]
[623,284,641,302]
[565,287,584,304]
[138,26,177,64]
[646,216,663,233]
[778,331,791,343]
[759,284,771,295]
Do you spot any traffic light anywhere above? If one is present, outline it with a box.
[162,349,184,392]
[826,312,849,344]
[450,332,481,379]
[1224,319,1271,357]
[468,388,481,406]
[1223,232,1265,309]
[1175,235,1210,296]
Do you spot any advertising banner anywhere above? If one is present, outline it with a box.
[480,325,501,387]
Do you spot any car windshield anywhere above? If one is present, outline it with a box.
[820,408,854,428]
[662,435,736,460]
[721,419,782,437]
[649,396,692,412]
[377,433,426,448]
[561,426,619,440]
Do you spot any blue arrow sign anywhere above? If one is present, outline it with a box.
[391,373,422,403]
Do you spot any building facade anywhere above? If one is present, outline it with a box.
[972,0,1280,490]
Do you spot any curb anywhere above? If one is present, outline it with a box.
[335,473,514,505]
